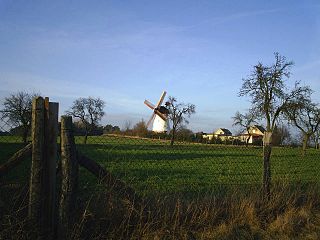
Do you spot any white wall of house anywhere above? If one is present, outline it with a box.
[201,126,264,144]
[203,134,213,140]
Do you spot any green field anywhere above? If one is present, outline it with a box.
[77,135,320,195]
[2,135,319,197]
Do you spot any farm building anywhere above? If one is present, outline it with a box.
[202,126,265,145]
[202,133,213,141]
[237,125,265,144]
[214,128,232,137]
[203,128,233,142]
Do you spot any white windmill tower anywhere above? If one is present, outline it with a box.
[144,91,169,133]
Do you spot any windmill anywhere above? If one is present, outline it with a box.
[144,91,169,133]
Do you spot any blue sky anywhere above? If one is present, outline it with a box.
[0,0,319,133]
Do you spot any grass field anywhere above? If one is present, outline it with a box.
[2,135,320,239]
[1,134,319,196]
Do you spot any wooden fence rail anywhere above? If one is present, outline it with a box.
[0,143,32,177]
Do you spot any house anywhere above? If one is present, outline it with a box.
[239,125,265,144]
[202,128,233,142]
[214,128,232,137]
[214,128,233,142]
[202,133,214,141]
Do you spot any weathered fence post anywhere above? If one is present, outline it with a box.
[29,97,44,230]
[263,131,272,199]
[58,116,78,239]
[28,97,59,239]
[44,98,59,238]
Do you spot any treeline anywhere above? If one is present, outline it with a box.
[2,119,307,147]
[69,122,121,136]
[122,122,201,142]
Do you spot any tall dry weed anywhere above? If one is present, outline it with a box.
[2,182,320,239]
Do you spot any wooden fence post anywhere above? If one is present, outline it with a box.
[28,97,59,239]
[29,97,45,235]
[58,116,78,239]
[44,98,59,238]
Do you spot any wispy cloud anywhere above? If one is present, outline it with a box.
[0,71,145,113]
[179,8,283,31]
[294,60,320,72]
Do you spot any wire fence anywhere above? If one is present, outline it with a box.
[2,109,320,239]
[1,115,320,199]
[74,132,320,198]
[0,114,31,198]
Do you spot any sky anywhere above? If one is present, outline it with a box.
[0,0,319,133]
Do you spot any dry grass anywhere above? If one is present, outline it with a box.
[1,182,320,239]
[69,182,320,240]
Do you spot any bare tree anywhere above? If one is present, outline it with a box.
[313,129,320,149]
[239,53,312,197]
[285,99,320,156]
[133,119,149,137]
[0,91,39,143]
[232,110,256,147]
[124,120,132,131]
[165,96,195,146]
[66,97,105,144]
[272,124,291,146]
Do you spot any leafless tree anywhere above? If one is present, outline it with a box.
[239,53,312,197]
[285,99,320,156]
[272,124,291,146]
[124,120,132,131]
[0,91,39,143]
[133,119,148,137]
[232,110,256,146]
[313,129,320,149]
[165,96,195,146]
[66,97,105,144]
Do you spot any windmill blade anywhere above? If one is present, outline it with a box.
[154,109,167,121]
[146,113,156,128]
[144,100,155,110]
[155,91,167,108]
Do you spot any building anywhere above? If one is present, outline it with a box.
[202,133,213,141]
[203,128,233,142]
[238,125,265,144]
[214,128,232,137]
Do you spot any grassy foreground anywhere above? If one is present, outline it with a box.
[1,182,320,239]
[1,135,320,239]
[1,134,320,196]
[76,135,320,196]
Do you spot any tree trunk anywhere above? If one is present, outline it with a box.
[170,128,176,146]
[245,134,251,147]
[22,125,29,143]
[302,134,310,157]
[84,131,88,144]
[263,131,272,199]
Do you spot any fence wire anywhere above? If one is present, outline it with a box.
[1,115,319,199]
[75,133,320,197]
